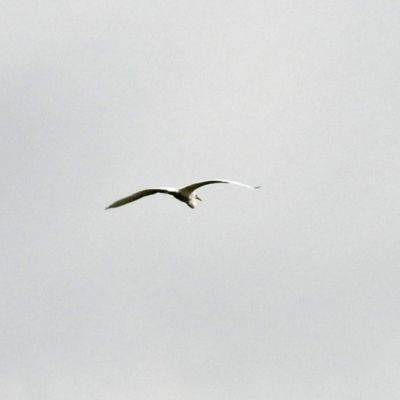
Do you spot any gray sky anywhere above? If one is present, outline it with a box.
[1,1,400,399]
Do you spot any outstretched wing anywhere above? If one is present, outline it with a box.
[106,188,173,209]
[179,179,261,194]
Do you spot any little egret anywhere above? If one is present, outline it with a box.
[106,179,260,210]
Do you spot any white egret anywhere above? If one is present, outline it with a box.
[106,179,260,210]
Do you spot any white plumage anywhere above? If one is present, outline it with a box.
[106,179,260,210]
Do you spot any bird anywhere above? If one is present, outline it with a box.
[106,179,260,210]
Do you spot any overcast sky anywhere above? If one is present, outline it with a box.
[1,1,400,399]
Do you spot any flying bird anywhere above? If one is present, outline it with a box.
[106,179,260,210]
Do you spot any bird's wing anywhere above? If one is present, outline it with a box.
[106,188,174,209]
[180,179,261,194]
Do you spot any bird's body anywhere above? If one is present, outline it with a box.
[106,179,260,210]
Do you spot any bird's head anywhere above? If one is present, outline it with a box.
[195,193,202,201]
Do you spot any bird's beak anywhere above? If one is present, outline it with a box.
[196,195,202,201]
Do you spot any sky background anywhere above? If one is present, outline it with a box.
[1,1,400,399]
